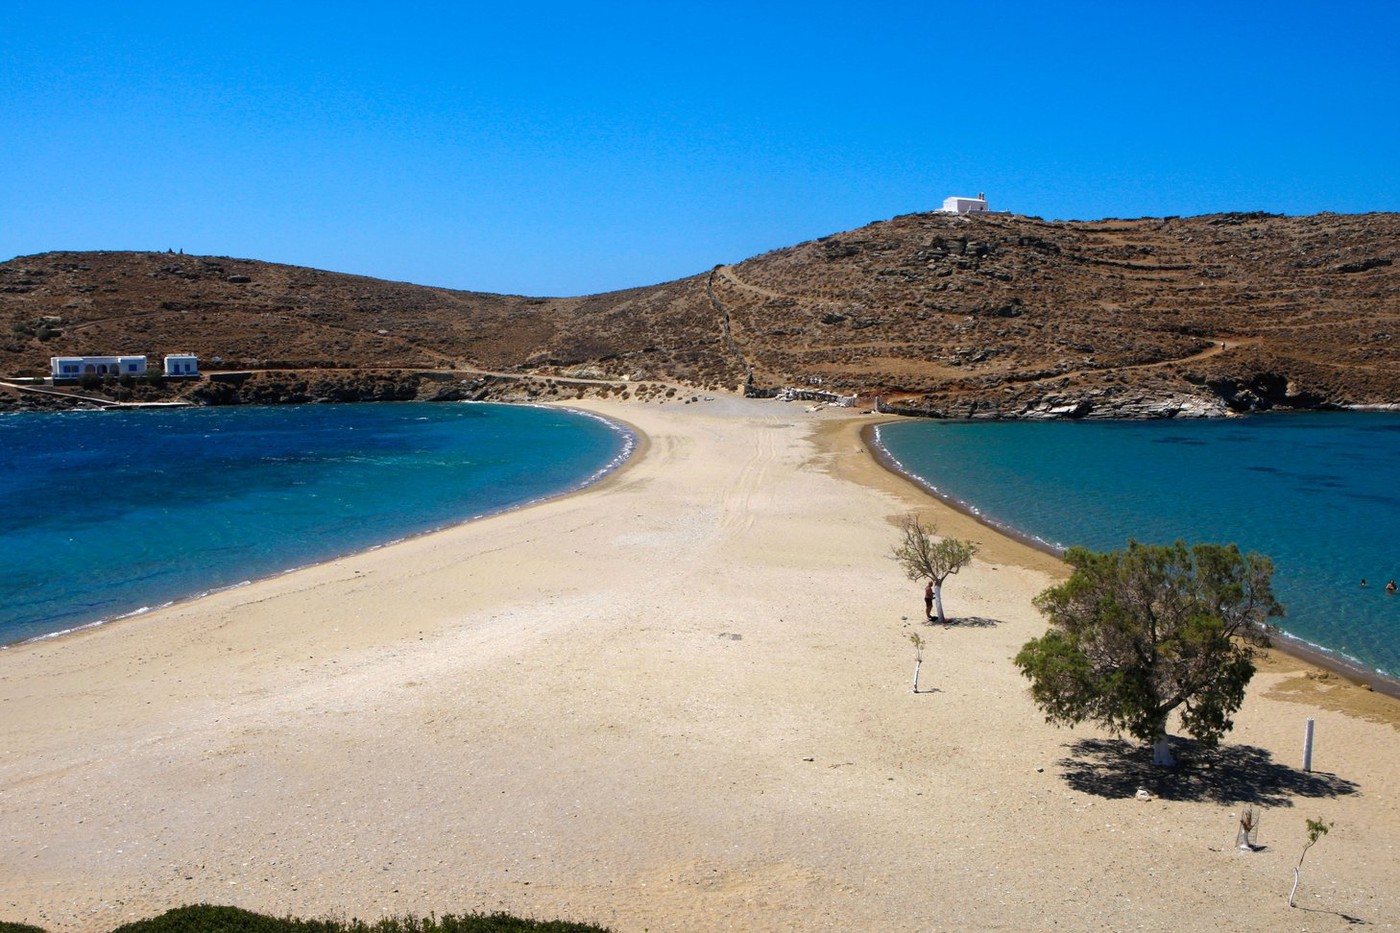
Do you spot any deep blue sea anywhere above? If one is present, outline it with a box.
[875,413,1400,679]
[0,402,631,645]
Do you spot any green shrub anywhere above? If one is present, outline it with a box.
[2,904,613,933]
[0,921,49,933]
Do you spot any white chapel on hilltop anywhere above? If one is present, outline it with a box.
[941,192,989,213]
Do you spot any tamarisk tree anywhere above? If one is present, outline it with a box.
[1015,541,1282,767]
[891,514,979,625]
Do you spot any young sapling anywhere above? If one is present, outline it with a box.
[1288,816,1331,908]
[908,631,926,693]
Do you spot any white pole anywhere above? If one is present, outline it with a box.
[1303,718,1315,772]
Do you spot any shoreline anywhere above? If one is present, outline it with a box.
[0,400,638,651]
[11,397,1398,696]
[862,416,1400,701]
[3,394,1399,932]
[862,420,1069,561]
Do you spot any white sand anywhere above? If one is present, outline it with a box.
[1,395,1397,932]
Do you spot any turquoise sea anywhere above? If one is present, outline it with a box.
[0,402,631,646]
[875,413,1400,679]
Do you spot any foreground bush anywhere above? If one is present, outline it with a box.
[2,905,611,933]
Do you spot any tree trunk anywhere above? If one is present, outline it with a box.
[1290,839,1315,907]
[1152,724,1176,767]
[912,658,922,693]
[933,583,946,624]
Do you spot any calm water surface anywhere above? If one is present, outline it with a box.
[0,402,630,645]
[875,413,1400,677]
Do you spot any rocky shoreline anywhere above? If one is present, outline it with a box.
[876,380,1347,420]
[6,367,1392,420]
[0,369,688,413]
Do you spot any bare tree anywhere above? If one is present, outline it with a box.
[891,514,979,625]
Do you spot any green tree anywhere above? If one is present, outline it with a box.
[891,514,979,624]
[1015,541,1282,767]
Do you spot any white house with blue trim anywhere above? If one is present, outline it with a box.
[164,354,199,376]
[50,355,148,379]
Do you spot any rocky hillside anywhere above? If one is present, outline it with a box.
[718,210,1400,417]
[3,210,1398,417]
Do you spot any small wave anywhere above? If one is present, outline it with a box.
[10,601,156,647]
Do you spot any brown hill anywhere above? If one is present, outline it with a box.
[3,210,1398,416]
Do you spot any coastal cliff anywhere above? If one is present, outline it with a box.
[3,210,1397,417]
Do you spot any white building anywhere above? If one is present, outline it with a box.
[50,355,147,379]
[164,354,199,376]
[941,192,989,214]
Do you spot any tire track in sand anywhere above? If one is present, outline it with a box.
[717,418,779,535]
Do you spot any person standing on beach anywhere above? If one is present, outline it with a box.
[924,580,934,622]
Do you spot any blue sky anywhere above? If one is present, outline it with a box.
[4,1,1398,296]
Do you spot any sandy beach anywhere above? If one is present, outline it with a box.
[2,395,1397,932]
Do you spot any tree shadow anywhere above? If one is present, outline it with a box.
[1057,737,1359,805]
[940,615,1002,628]
[1292,904,1368,925]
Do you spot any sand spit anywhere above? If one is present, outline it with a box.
[1,395,1397,932]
